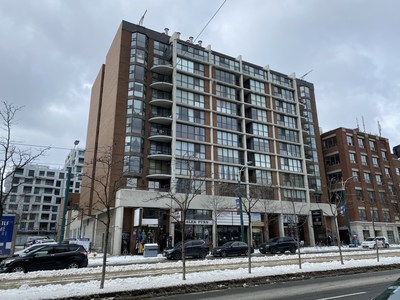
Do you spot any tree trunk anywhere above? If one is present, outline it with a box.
[247,222,252,273]
[100,210,110,289]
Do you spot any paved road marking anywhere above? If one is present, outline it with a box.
[317,291,366,300]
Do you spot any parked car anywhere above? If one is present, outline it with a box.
[13,242,57,257]
[23,236,51,248]
[211,241,254,257]
[361,237,389,249]
[259,237,297,254]
[163,240,209,260]
[0,244,88,273]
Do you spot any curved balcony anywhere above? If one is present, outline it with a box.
[149,128,172,142]
[151,74,173,92]
[150,98,173,108]
[148,150,172,161]
[149,115,173,125]
[151,63,173,75]
[146,171,172,180]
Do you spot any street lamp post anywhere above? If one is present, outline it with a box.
[59,140,79,243]
[237,161,252,242]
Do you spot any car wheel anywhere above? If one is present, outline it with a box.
[290,246,296,254]
[385,244,389,249]
[67,262,80,269]
[11,265,26,273]
[221,250,227,257]
[199,250,208,259]
[259,250,266,255]
[270,247,277,255]
[172,252,181,260]
[280,250,285,254]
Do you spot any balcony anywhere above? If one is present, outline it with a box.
[151,74,173,92]
[146,169,172,180]
[149,127,172,142]
[151,58,173,75]
[149,111,173,125]
[148,149,172,161]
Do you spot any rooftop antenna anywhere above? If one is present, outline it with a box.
[378,120,382,137]
[362,115,366,132]
[356,117,360,130]
[300,69,313,79]
[139,9,147,26]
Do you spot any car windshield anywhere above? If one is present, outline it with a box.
[222,241,235,248]
[20,245,47,257]
[267,237,279,243]
[365,237,376,242]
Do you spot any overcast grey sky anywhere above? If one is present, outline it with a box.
[0,0,399,167]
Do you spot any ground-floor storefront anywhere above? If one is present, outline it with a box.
[74,189,341,255]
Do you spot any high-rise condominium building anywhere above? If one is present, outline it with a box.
[321,128,400,244]
[80,21,334,255]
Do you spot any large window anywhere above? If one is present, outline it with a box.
[216,84,236,100]
[280,158,302,172]
[299,86,310,97]
[272,73,293,88]
[125,136,143,152]
[322,136,337,148]
[177,43,209,62]
[131,32,146,48]
[123,156,142,173]
[176,124,205,141]
[254,154,271,168]
[218,148,240,163]
[212,54,239,71]
[215,69,236,85]
[273,86,294,101]
[324,154,340,166]
[177,106,205,124]
[217,131,239,147]
[218,165,238,181]
[126,117,144,134]
[254,170,272,185]
[176,58,204,76]
[276,100,296,115]
[361,155,368,166]
[277,114,297,129]
[247,94,266,107]
[249,137,269,152]
[372,157,379,168]
[176,73,204,91]
[364,172,371,184]
[249,79,265,93]
[176,90,205,108]
[130,48,146,65]
[127,99,144,116]
[282,174,304,188]
[279,142,301,157]
[248,123,269,137]
[277,128,299,143]
[283,189,306,202]
[349,152,356,163]
[217,115,239,130]
[128,82,145,98]
[176,141,205,159]
[175,159,205,176]
[216,99,237,115]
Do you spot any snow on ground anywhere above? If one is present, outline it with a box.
[1,246,399,300]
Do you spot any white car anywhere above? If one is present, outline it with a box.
[361,237,389,249]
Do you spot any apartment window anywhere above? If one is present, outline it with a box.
[275,100,296,115]
[175,90,204,108]
[248,123,269,137]
[277,114,297,129]
[369,140,376,151]
[279,142,301,157]
[216,99,237,115]
[243,64,267,80]
[372,209,379,222]
[23,186,32,193]
[371,157,379,168]
[379,192,387,204]
[283,189,306,202]
[28,170,35,176]
[177,73,205,91]
[128,81,145,97]
[357,137,365,148]
[356,190,363,201]
[383,211,391,222]
[177,124,205,141]
[176,141,206,159]
[123,156,142,173]
[324,154,340,166]
[131,32,146,48]
[361,155,368,166]
[283,174,305,188]
[254,153,271,168]
[248,108,268,123]
[43,196,52,203]
[299,86,310,97]
[388,185,395,195]
[177,58,205,76]
[47,171,55,177]
[277,128,299,143]
[375,174,382,185]
[249,94,267,108]
[280,158,302,172]
[175,160,205,177]
[124,136,143,153]
[216,131,239,147]
[217,114,238,130]
[385,167,391,177]
[215,69,236,85]
[254,170,273,185]
[346,135,354,146]
[328,172,342,183]
[364,172,371,184]
[322,136,337,148]
[177,106,205,124]
[381,151,387,161]
[349,153,356,163]
[249,137,270,152]
[218,165,238,181]
[396,168,400,176]
[216,84,236,100]
[212,54,239,70]
[352,170,359,182]
[217,148,240,163]
[249,79,265,93]
[127,99,144,116]
[273,86,294,101]
[129,64,146,80]
[358,208,366,220]
[367,191,375,202]
[59,173,65,179]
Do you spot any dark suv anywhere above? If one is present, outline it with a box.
[259,237,297,254]
[163,240,209,260]
[0,244,88,273]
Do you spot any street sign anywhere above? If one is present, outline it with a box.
[312,210,323,227]
[0,215,16,256]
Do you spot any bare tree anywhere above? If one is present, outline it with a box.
[0,101,48,220]
[201,182,234,248]
[80,146,126,289]
[149,158,206,280]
